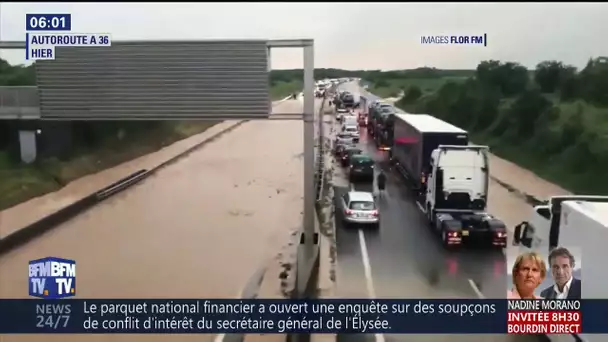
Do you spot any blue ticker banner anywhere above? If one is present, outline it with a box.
[0,299,606,334]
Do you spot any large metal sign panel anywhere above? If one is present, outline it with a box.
[34,40,270,120]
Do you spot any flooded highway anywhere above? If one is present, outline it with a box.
[1,87,556,342]
[0,97,322,342]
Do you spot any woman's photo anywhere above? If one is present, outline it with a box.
[507,251,546,299]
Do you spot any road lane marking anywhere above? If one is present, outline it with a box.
[214,286,246,342]
[214,278,254,342]
[357,229,377,297]
[468,279,486,299]
[358,229,385,342]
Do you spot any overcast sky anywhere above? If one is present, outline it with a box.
[1,2,607,70]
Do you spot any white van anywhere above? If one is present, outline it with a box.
[342,124,360,142]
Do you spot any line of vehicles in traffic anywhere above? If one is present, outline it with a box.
[315,78,359,98]
[355,91,608,258]
[332,93,506,249]
[332,86,606,341]
[326,84,606,341]
[331,90,380,230]
[328,85,608,255]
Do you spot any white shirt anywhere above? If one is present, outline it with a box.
[553,276,573,299]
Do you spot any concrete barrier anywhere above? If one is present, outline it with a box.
[0,169,149,255]
[285,97,330,342]
[221,264,268,342]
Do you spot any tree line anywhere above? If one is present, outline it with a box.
[395,57,608,194]
[0,60,37,152]
[271,61,608,194]
[270,68,474,86]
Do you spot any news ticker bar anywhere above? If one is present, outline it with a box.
[0,299,603,334]
[25,33,112,61]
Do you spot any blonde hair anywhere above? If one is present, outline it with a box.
[512,251,547,284]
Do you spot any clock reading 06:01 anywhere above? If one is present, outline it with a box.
[26,14,72,31]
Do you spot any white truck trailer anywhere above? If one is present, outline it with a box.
[513,195,608,342]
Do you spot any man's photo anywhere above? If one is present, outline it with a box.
[540,247,581,299]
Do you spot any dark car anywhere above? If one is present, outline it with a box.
[336,143,352,158]
[339,147,363,167]
[342,94,355,108]
[334,142,355,156]
[348,154,375,182]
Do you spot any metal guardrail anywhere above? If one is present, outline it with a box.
[315,96,326,203]
[287,87,330,342]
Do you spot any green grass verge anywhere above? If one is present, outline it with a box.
[472,100,608,195]
[474,135,598,194]
[270,80,302,100]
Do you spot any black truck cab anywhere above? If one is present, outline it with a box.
[390,113,469,195]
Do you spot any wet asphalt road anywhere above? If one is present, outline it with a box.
[336,130,508,299]
[331,84,541,342]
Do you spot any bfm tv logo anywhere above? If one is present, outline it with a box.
[29,257,76,299]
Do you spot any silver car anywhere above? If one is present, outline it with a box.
[342,125,360,142]
[340,191,380,228]
[334,133,354,145]
[336,107,349,121]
